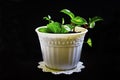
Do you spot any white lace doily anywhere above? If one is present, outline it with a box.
[37,61,85,75]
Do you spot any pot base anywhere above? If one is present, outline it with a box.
[38,61,85,75]
[45,65,77,71]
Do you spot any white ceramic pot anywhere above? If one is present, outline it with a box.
[35,26,88,70]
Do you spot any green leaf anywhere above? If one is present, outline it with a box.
[43,15,54,23]
[47,22,61,33]
[89,22,95,28]
[71,16,87,25]
[38,27,51,33]
[87,38,92,47]
[89,16,103,28]
[43,15,51,20]
[61,25,72,33]
[60,9,75,19]
[66,24,74,29]
[91,16,103,22]
[61,25,69,33]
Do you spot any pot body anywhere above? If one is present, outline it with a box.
[35,26,88,70]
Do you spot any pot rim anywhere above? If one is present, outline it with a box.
[35,26,88,35]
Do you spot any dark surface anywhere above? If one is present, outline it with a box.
[1,0,120,80]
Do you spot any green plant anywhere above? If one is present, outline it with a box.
[38,9,103,47]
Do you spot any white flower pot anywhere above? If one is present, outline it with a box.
[35,26,88,70]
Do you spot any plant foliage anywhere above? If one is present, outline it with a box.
[38,9,103,47]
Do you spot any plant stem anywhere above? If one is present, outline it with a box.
[70,23,76,32]
[83,24,89,29]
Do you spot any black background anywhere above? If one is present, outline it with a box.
[1,0,120,80]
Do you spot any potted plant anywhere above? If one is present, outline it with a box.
[35,9,103,71]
